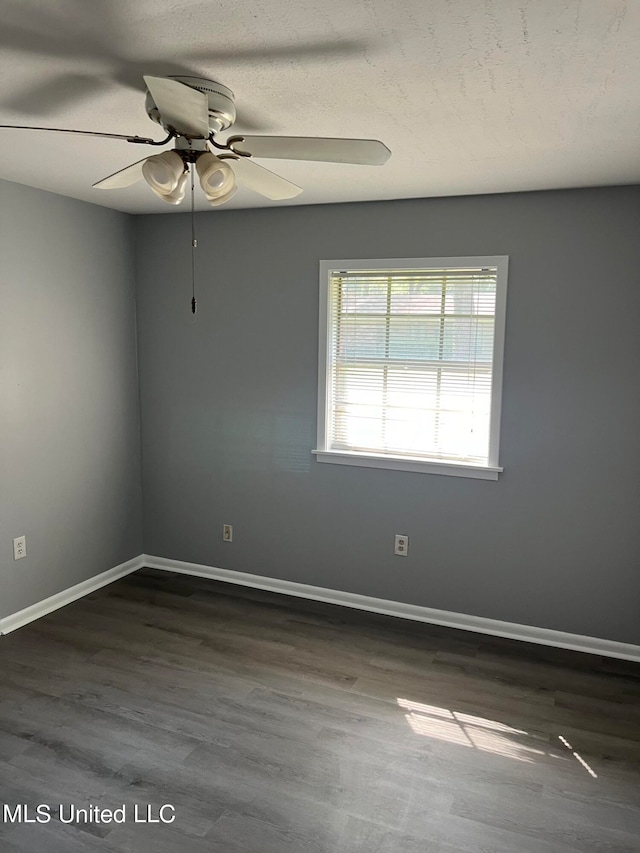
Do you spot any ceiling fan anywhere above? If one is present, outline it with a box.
[1,74,391,313]
[0,75,391,206]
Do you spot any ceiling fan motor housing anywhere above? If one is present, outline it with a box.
[145,76,237,135]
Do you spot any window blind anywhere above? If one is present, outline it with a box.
[326,266,498,466]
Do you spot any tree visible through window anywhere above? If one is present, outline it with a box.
[315,258,508,479]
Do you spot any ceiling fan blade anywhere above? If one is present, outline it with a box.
[185,38,365,63]
[143,75,209,138]
[92,158,149,189]
[229,136,391,165]
[0,124,159,144]
[1,74,110,115]
[227,156,302,200]
[0,21,101,61]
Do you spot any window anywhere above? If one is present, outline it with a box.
[314,257,508,480]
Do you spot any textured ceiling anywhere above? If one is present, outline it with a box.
[1,0,638,213]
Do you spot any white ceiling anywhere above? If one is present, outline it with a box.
[1,0,639,214]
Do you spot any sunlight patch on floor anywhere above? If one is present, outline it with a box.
[558,734,598,778]
[398,697,547,764]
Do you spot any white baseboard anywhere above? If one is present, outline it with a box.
[143,554,640,663]
[2,553,638,663]
[0,555,145,635]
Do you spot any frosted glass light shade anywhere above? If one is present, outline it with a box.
[205,185,237,207]
[196,153,236,201]
[142,151,185,194]
[158,170,189,205]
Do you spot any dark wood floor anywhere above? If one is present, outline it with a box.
[1,569,639,853]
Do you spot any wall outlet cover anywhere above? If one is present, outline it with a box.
[394,534,408,556]
[13,535,27,560]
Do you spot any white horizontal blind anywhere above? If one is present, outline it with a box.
[326,266,499,466]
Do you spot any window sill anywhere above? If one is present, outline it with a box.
[312,449,502,480]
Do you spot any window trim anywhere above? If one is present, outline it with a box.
[314,256,508,480]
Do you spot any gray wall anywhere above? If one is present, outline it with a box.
[135,186,640,645]
[0,179,143,619]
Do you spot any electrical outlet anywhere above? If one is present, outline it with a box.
[222,524,233,542]
[13,535,27,560]
[394,534,408,557]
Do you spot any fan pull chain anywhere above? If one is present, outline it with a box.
[190,164,197,315]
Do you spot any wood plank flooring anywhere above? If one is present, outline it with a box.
[1,568,639,852]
